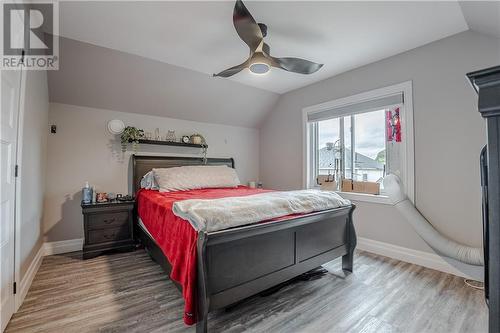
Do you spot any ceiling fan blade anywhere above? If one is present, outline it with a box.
[271,57,323,75]
[233,0,263,52]
[261,44,321,74]
[213,59,250,78]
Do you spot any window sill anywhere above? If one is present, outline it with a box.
[337,191,393,205]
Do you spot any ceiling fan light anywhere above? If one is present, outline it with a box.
[249,63,270,75]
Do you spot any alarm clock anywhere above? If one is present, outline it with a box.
[181,135,190,144]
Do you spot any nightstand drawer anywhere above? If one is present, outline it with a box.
[88,226,130,244]
[88,212,129,230]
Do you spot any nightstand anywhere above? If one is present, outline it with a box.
[81,200,135,259]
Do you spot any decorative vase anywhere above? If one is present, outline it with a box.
[132,141,139,152]
[165,130,176,142]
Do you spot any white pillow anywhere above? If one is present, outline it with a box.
[140,171,160,190]
[153,165,240,192]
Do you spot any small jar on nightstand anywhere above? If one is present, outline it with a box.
[81,200,135,259]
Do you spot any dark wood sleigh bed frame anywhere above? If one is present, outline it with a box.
[131,155,357,333]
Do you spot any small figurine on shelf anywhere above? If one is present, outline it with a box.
[165,130,176,142]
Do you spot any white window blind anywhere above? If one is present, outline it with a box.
[307,92,404,123]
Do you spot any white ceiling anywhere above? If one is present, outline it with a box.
[459,1,500,39]
[59,1,470,94]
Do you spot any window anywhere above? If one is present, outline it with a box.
[303,81,414,204]
[317,109,388,184]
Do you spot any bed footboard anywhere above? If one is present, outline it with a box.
[196,204,356,333]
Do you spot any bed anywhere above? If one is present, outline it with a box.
[132,155,356,333]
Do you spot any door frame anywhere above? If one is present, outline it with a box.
[3,4,28,320]
[0,65,24,331]
[13,67,27,311]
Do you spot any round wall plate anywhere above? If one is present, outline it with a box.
[107,119,125,135]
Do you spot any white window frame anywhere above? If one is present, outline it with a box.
[302,81,415,205]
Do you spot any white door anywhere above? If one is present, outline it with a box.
[0,68,21,332]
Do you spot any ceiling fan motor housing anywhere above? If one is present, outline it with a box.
[249,52,271,74]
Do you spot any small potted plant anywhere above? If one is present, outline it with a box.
[120,126,144,152]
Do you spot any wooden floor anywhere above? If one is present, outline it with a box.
[6,249,487,333]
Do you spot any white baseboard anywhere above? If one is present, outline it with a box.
[15,244,44,311]
[13,239,83,313]
[44,238,83,256]
[357,237,474,279]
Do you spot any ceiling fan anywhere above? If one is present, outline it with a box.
[213,0,323,77]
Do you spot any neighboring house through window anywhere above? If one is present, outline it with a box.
[317,110,387,184]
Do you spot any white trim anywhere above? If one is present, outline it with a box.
[401,82,415,204]
[44,239,83,256]
[13,240,83,312]
[357,237,477,280]
[302,109,309,189]
[303,82,410,117]
[15,244,44,311]
[13,67,27,319]
[306,93,404,122]
[339,192,393,205]
[302,81,415,204]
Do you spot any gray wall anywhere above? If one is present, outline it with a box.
[260,30,500,253]
[18,70,49,279]
[43,103,260,242]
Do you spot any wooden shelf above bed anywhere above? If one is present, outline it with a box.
[130,139,207,149]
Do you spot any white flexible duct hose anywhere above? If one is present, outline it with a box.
[383,174,484,266]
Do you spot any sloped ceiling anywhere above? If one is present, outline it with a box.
[49,1,500,128]
[48,37,279,128]
[58,1,469,94]
[459,1,500,38]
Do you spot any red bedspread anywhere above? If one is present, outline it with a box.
[137,186,273,325]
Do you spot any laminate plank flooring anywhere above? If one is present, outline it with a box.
[5,250,487,333]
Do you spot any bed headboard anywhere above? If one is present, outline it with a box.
[132,155,235,195]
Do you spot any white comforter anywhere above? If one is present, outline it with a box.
[172,189,351,232]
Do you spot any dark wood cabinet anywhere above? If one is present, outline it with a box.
[468,65,500,333]
[81,200,135,259]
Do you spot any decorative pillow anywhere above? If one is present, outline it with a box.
[153,165,240,192]
[140,171,160,190]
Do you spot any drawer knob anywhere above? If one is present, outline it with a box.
[103,218,116,224]
[104,233,116,240]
